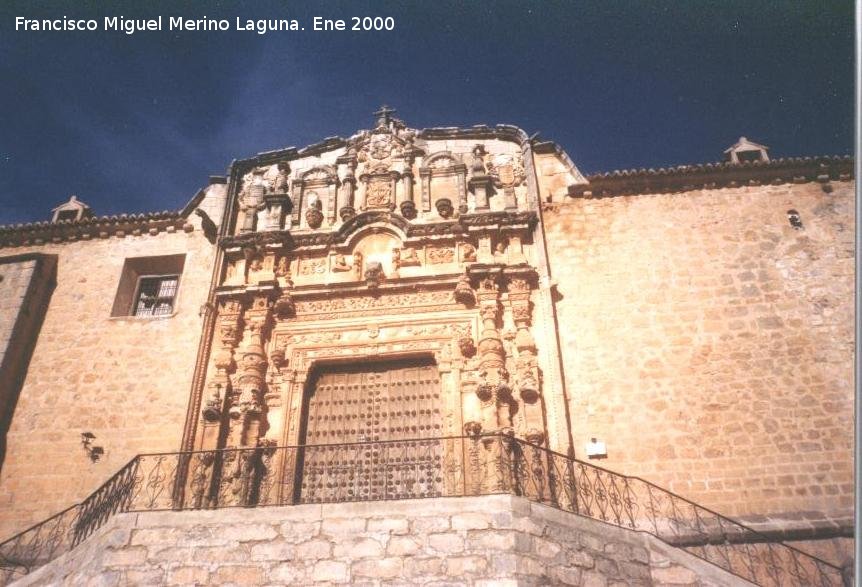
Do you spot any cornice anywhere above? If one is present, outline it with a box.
[568,155,854,198]
[218,210,538,252]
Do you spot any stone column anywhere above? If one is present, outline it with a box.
[290,181,304,228]
[338,158,357,222]
[420,168,432,212]
[456,165,468,214]
[221,295,273,506]
[508,278,543,445]
[475,275,512,433]
[389,171,400,212]
[326,183,338,226]
[191,298,244,508]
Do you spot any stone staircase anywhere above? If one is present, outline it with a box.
[0,434,850,586]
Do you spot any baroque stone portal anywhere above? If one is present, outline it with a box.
[188,108,559,503]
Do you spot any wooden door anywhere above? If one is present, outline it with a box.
[298,357,443,503]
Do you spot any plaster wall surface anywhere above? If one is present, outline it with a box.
[543,181,854,520]
[11,495,750,586]
[0,222,216,539]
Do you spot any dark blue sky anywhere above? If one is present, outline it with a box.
[0,0,854,224]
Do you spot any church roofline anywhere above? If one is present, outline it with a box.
[568,155,854,198]
[233,123,533,169]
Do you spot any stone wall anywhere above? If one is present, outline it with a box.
[0,195,221,539]
[12,495,750,586]
[542,180,854,522]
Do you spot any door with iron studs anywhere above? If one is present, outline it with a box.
[298,357,444,503]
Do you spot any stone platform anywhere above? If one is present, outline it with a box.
[11,495,751,586]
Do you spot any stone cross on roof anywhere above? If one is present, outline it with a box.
[373,105,397,127]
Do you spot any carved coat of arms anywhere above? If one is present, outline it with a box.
[366,180,391,207]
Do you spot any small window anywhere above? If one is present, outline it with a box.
[736,150,763,163]
[132,275,179,317]
[111,254,185,317]
[56,210,79,222]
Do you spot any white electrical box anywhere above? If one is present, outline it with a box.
[585,438,607,459]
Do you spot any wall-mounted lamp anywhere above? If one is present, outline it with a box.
[81,432,104,463]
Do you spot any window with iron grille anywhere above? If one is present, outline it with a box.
[132,275,179,317]
[111,254,185,318]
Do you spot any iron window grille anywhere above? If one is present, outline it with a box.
[131,275,179,317]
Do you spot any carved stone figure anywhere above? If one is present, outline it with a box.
[400,200,417,219]
[364,260,385,288]
[275,256,289,277]
[461,243,477,263]
[436,198,454,219]
[274,161,291,193]
[305,194,324,229]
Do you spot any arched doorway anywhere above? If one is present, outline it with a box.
[296,356,444,503]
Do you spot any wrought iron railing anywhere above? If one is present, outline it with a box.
[0,434,847,586]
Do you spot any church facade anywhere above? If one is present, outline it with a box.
[0,109,854,585]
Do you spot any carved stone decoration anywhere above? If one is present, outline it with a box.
[461,243,477,263]
[420,151,468,216]
[339,206,356,222]
[226,295,273,451]
[400,247,421,267]
[487,153,525,211]
[352,251,364,279]
[493,240,508,262]
[305,193,324,229]
[455,324,476,358]
[474,275,513,432]
[464,421,482,437]
[364,260,385,289]
[366,179,392,208]
[273,161,291,194]
[300,258,327,276]
[454,274,476,306]
[471,144,487,175]
[391,248,402,278]
[400,200,417,219]
[201,297,244,448]
[274,290,295,318]
[274,256,290,278]
[331,254,352,272]
[507,277,542,439]
[427,246,455,264]
[337,153,358,222]
[239,168,268,233]
[436,198,454,219]
[488,154,526,188]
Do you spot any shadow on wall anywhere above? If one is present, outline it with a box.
[0,254,57,475]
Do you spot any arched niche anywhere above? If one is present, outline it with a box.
[292,166,338,229]
[419,151,468,216]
